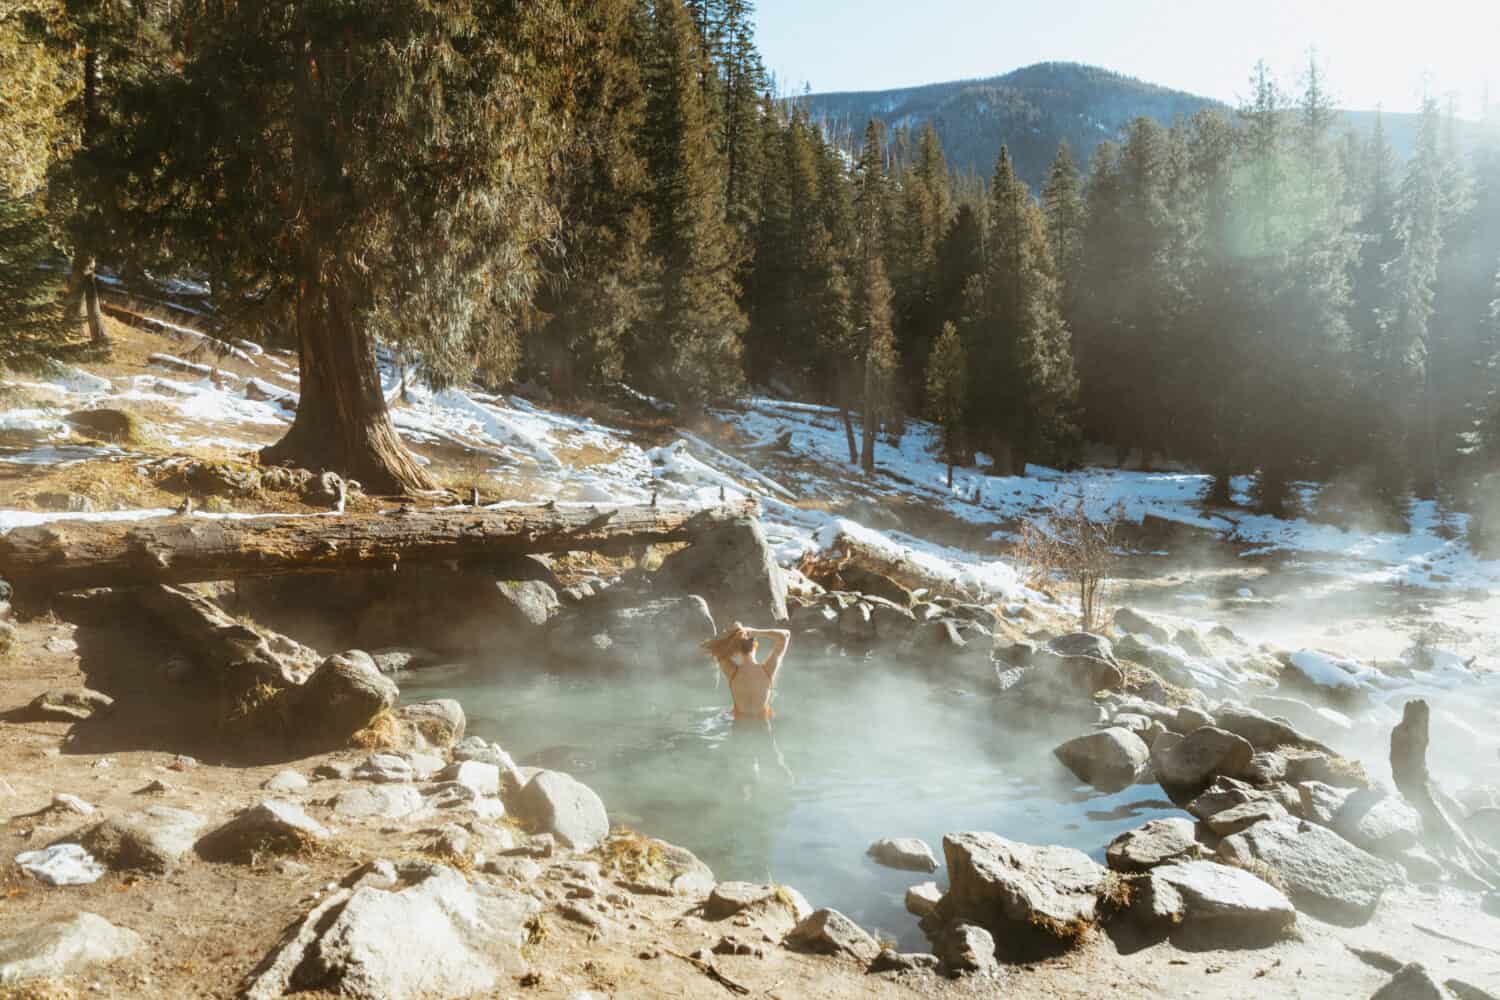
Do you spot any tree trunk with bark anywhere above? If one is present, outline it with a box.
[260,273,435,496]
[1390,698,1500,888]
[841,406,858,465]
[0,500,759,600]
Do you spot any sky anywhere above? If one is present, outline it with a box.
[755,0,1497,116]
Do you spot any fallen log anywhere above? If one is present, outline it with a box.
[0,500,758,598]
[799,528,982,602]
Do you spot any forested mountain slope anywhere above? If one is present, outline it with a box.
[801,61,1482,189]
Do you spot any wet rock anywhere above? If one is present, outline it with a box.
[704,882,811,922]
[294,651,399,740]
[436,761,500,797]
[241,865,537,1000]
[397,699,466,748]
[868,949,941,974]
[333,785,425,821]
[546,594,717,671]
[1370,963,1447,1000]
[513,770,608,850]
[493,575,560,628]
[28,687,114,721]
[934,920,998,975]
[1333,789,1424,857]
[657,517,787,625]
[1151,727,1254,791]
[1106,818,1202,873]
[1150,861,1296,940]
[368,647,429,676]
[196,800,328,862]
[75,806,208,874]
[1217,817,1404,925]
[905,881,943,918]
[939,832,1105,950]
[784,908,879,961]
[264,770,309,794]
[1114,607,1170,644]
[0,912,143,985]
[1186,776,1275,821]
[1053,728,1150,792]
[867,837,939,873]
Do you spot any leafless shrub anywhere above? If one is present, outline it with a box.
[1009,496,1123,632]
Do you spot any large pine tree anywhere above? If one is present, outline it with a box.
[852,120,898,473]
[638,0,747,408]
[111,0,573,493]
[963,146,1077,475]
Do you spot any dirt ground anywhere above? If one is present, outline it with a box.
[4,612,1500,1000]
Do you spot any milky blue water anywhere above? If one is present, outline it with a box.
[405,654,1181,949]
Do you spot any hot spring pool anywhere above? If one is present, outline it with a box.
[405,655,1182,948]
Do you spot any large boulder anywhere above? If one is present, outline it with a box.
[657,517,787,625]
[1211,702,1331,753]
[1053,728,1150,792]
[511,770,608,850]
[75,806,208,874]
[293,651,399,740]
[938,832,1106,952]
[1105,817,1202,873]
[1217,817,1404,925]
[1149,861,1297,941]
[0,912,143,985]
[132,585,322,688]
[784,909,879,962]
[1151,727,1255,792]
[1332,789,1424,858]
[241,865,537,1000]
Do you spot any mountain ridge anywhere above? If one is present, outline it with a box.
[799,60,1475,191]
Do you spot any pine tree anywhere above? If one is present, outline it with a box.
[963,145,1077,475]
[0,189,70,369]
[0,1,74,367]
[638,0,747,408]
[1377,97,1448,507]
[890,123,952,398]
[529,0,654,396]
[925,321,967,486]
[111,0,577,493]
[1042,141,1085,324]
[853,120,898,473]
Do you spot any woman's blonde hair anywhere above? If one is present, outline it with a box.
[702,623,753,661]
